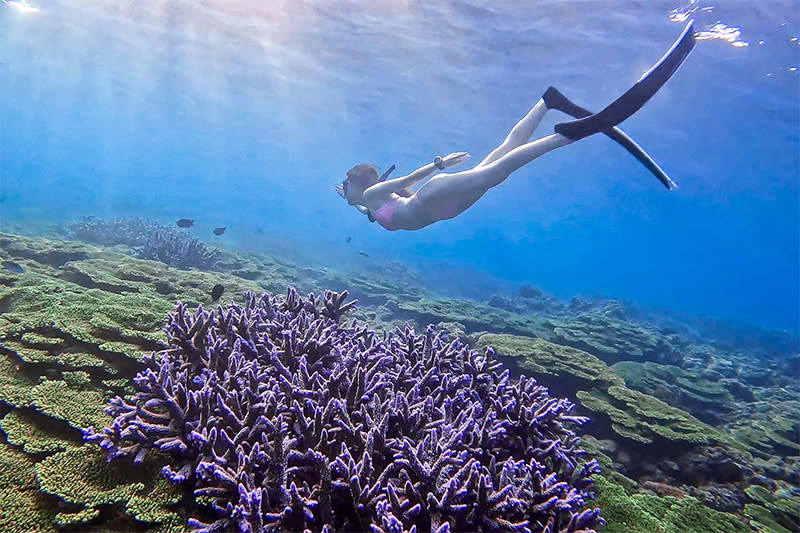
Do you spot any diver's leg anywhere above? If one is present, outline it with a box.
[554,20,695,141]
[475,99,549,168]
[416,133,572,220]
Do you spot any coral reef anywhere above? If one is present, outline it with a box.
[0,230,797,532]
[545,312,681,365]
[592,475,750,533]
[136,229,221,270]
[0,232,268,530]
[86,288,604,532]
[65,217,221,270]
[66,216,167,248]
[476,334,624,392]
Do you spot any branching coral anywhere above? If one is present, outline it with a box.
[65,217,220,270]
[85,288,603,532]
[135,230,220,270]
[67,216,167,247]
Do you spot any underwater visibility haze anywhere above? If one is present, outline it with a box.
[0,1,798,532]
[0,0,797,332]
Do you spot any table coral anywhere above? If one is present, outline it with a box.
[546,312,680,365]
[476,334,624,391]
[592,475,750,533]
[0,443,59,532]
[575,386,726,446]
[35,445,184,531]
[86,288,604,532]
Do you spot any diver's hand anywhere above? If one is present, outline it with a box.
[334,184,345,199]
[442,152,470,168]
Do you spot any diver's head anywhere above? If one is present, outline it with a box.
[342,163,380,205]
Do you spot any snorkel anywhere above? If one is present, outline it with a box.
[378,164,395,182]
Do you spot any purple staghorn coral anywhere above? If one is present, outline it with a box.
[135,229,220,270]
[84,288,603,532]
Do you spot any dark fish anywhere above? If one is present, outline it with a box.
[177,218,194,228]
[211,284,225,302]
[255,228,265,235]
[2,261,24,273]
[213,227,226,236]
[346,236,352,243]
[358,251,369,257]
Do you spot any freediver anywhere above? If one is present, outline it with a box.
[336,21,696,231]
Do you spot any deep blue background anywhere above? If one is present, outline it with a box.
[1,0,797,334]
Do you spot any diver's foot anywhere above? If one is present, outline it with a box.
[553,20,696,141]
[543,87,591,119]
[542,88,679,190]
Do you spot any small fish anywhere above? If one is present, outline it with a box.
[176,218,194,228]
[211,283,225,302]
[213,227,226,236]
[358,251,369,257]
[255,228,265,235]
[346,236,352,243]
[2,261,24,273]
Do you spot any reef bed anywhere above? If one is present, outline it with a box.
[0,228,797,532]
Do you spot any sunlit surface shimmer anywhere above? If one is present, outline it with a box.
[2,0,39,13]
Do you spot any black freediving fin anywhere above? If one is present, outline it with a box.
[543,86,677,190]
[553,20,696,142]
[378,164,396,182]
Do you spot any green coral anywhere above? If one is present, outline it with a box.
[0,443,59,532]
[0,272,168,356]
[545,311,676,364]
[594,475,750,533]
[1,338,117,372]
[576,385,727,445]
[0,352,36,407]
[744,485,800,532]
[745,503,794,533]
[0,410,79,454]
[31,377,111,430]
[35,445,183,530]
[729,395,800,456]
[395,296,551,337]
[612,360,733,407]
[476,333,624,389]
[0,232,88,267]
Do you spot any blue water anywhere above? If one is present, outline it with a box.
[1,0,798,334]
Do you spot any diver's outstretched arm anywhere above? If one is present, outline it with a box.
[364,152,470,200]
